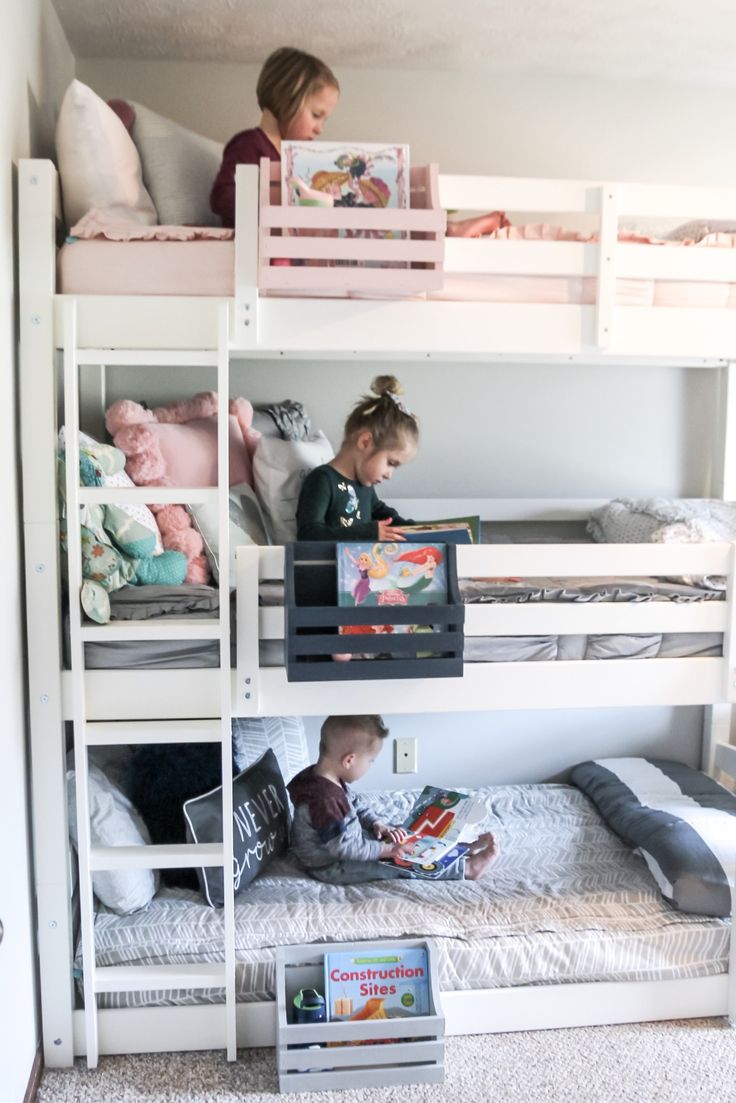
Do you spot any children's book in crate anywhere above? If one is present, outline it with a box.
[397,515,480,544]
[324,945,430,1024]
[337,541,448,655]
[381,786,486,877]
[281,140,409,267]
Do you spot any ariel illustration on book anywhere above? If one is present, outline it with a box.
[395,545,444,595]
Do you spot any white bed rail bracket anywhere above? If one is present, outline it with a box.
[595,184,618,350]
[233,163,260,349]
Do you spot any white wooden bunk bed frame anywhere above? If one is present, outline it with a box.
[18,157,736,1070]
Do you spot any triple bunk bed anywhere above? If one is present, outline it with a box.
[19,156,736,1074]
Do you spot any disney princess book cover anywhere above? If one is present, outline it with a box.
[281,140,409,215]
[336,542,448,649]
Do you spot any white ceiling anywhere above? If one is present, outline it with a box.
[52,0,736,88]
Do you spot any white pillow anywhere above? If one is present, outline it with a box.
[130,102,223,226]
[231,716,309,782]
[253,431,335,544]
[56,80,157,227]
[189,481,270,588]
[67,761,157,915]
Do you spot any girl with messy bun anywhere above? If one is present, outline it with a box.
[296,376,418,541]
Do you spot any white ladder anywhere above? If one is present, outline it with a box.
[62,299,237,1066]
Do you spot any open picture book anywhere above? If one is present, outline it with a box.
[381,786,486,875]
[396,515,480,544]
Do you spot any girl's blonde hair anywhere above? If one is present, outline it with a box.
[257,47,339,132]
[344,375,419,451]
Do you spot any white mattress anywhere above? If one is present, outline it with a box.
[79,783,729,1009]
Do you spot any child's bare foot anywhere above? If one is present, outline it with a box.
[464,832,499,880]
[446,212,510,238]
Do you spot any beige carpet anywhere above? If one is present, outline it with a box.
[37,1018,736,1103]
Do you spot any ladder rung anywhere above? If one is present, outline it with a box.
[75,349,219,367]
[94,963,226,994]
[90,843,225,871]
[85,719,223,745]
[79,487,219,506]
[80,619,222,642]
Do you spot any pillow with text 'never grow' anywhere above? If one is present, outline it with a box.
[183,748,290,908]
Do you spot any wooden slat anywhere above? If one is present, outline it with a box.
[94,964,226,994]
[85,719,222,745]
[80,619,221,642]
[89,844,224,871]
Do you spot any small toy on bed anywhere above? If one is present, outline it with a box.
[58,435,187,623]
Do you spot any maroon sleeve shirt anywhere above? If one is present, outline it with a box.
[210,127,280,228]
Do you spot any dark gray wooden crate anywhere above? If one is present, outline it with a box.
[284,542,464,681]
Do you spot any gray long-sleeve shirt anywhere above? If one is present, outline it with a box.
[287,766,384,870]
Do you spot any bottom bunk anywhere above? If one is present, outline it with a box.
[68,761,735,1057]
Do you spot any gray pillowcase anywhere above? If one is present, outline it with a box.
[571,757,736,917]
[183,749,290,908]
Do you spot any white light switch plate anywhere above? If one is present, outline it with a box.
[395,737,418,773]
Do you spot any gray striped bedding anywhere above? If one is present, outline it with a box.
[79,783,730,1009]
[70,575,724,669]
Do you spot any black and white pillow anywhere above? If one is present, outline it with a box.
[571,757,736,917]
[183,749,290,908]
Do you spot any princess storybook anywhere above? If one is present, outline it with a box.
[281,141,409,215]
[335,541,449,659]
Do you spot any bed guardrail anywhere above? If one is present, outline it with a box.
[234,539,736,717]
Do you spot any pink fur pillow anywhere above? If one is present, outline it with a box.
[105,392,261,583]
[106,392,259,488]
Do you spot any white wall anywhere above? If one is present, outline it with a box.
[1,3,74,1098]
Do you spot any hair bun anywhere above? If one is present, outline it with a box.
[371,374,401,398]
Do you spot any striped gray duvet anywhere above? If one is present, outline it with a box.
[80,784,730,1009]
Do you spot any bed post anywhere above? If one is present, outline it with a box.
[233,163,260,350]
[19,159,76,1066]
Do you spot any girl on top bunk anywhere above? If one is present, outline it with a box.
[210,46,340,227]
[296,375,417,542]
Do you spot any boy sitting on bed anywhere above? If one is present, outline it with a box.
[287,714,498,884]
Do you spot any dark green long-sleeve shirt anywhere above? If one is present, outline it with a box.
[296,464,412,541]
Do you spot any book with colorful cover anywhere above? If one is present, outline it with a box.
[381,786,486,875]
[397,515,481,545]
[336,541,448,652]
[282,140,409,217]
[324,945,430,1023]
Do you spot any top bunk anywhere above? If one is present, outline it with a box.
[19,157,736,365]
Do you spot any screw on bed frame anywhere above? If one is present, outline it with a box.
[40,694,49,704]
[30,175,39,185]
[31,315,41,325]
[245,677,251,684]
[53,1039,62,1046]
[35,563,45,573]
[245,693,251,699]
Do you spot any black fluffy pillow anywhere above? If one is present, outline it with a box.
[130,744,225,888]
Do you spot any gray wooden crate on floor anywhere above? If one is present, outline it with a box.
[275,938,445,1093]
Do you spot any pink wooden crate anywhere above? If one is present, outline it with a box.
[258,160,446,296]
